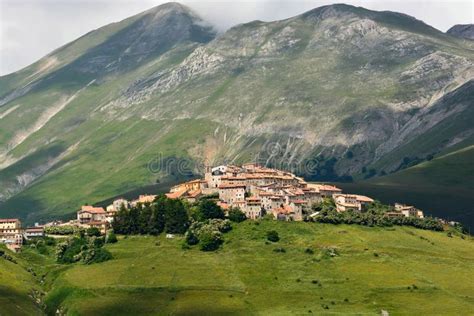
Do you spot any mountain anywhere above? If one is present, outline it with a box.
[447,24,474,40]
[1,3,473,224]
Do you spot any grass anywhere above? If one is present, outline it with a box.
[0,246,43,315]
[6,221,472,315]
[1,3,474,230]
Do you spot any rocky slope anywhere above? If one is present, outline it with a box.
[0,3,473,223]
[447,24,474,40]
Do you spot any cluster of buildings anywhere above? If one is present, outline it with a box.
[0,164,429,253]
[0,219,44,252]
[165,163,335,220]
[164,163,425,221]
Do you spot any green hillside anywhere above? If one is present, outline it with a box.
[339,145,474,229]
[3,221,473,315]
[0,2,473,226]
[0,246,43,315]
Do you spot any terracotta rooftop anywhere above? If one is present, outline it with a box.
[218,184,246,189]
[0,219,20,223]
[187,189,202,198]
[166,189,187,199]
[80,206,106,214]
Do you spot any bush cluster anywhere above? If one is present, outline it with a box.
[266,230,280,242]
[227,208,247,223]
[185,219,232,251]
[55,233,112,265]
[44,225,84,235]
[26,237,56,255]
[312,200,443,231]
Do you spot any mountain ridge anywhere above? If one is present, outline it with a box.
[0,2,473,225]
[447,24,474,40]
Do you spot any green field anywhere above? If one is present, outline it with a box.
[2,221,473,315]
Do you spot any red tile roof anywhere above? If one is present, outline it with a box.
[0,219,20,223]
[218,184,246,189]
[80,206,106,214]
[166,189,187,199]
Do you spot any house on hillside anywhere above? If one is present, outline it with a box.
[24,226,45,238]
[0,218,23,252]
[308,184,342,197]
[106,198,129,213]
[170,179,207,193]
[272,204,302,221]
[333,194,374,212]
[130,195,157,206]
[394,203,424,218]
[218,184,246,204]
[77,206,107,224]
[243,197,262,219]
[106,198,129,223]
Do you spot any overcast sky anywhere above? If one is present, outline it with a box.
[0,0,472,76]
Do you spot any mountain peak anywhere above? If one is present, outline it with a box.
[298,3,442,37]
[144,2,196,17]
[300,3,366,20]
[447,24,474,40]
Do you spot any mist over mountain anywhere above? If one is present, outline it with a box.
[0,2,473,226]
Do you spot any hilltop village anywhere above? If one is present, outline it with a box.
[0,164,433,252]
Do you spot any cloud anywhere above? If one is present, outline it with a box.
[0,0,472,76]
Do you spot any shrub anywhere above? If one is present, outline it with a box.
[266,230,280,242]
[185,219,231,251]
[44,225,82,235]
[106,231,118,244]
[185,229,199,246]
[83,247,112,264]
[86,227,101,237]
[208,219,232,233]
[305,248,314,254]
[227,208,247,222]
[198,228,223,251]
[55,235,112,265]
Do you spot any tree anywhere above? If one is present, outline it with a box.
[198,227,223,251]
[112,204,129,234]
[196,200,225,221]
[227,208,247,222]
[149,196,166,235]
[106,231,118,243]
[138,203,153,234]
[164,199,189,234]
[128,206,141,234]
[86,227,101,237]
[266,230,280,242]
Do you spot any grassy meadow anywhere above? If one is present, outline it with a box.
[3,221,473,315]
